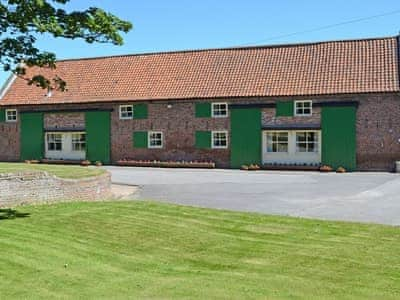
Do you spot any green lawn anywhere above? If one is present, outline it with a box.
[0,201,399,299]
[0,162,105,178]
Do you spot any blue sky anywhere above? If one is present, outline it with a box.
[1,0,400,85]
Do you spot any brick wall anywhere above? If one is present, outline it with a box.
[44,112,85,130]
[262,107,321,127]
[0,171,111,207]
[0,93,400,170]
[111,102,230,167]
[0,122,19,161]
[356,94,400,171]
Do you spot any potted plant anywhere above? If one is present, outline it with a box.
[336,166,346,173]
[319,165,333,172]
[80,160,91,167]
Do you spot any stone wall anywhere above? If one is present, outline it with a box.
[0,171,112,207]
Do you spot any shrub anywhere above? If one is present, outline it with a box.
[319,165,333,172]
[336,166,346,173]
[80,160,91,167]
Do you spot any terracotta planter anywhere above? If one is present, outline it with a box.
[80,160,91,167]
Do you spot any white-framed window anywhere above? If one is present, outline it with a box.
[46,133,62,151]
[296,131,319,153]
[212,131,228,149]
[266,131,289,153]
[211,102,228,118]
[119,105,133,119]
[294,100,312,116]
[5,109,17,122]
[71,133,86,152]
[148,131,163,148]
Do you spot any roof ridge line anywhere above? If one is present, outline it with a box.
[55,35,398,63]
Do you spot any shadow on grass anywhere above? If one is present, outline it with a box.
[0,209,30,220]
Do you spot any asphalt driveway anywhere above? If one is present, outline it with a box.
[105,166,400,225]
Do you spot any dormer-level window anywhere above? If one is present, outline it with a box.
[6,109,17,122]
[119,105,133,120]
[294,100,312,116]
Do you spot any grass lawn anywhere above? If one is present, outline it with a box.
[0,162,105,179]
[0,202,399,299]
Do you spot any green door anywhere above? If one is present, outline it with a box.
[85,111,111,164]
[20,112,44,161]
[230,108,261,168]
[321,106,357,170]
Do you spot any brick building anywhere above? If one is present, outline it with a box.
[0,36,399,171]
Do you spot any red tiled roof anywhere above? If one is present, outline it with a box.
[1,36,399,106]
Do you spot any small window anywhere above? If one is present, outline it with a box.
[5,109,17,122]
[212,131,228,149]
[212,102,228,118]
[296,131,319,153]
[72,133,86,152]
[294,101,312,116]
[119,105,133,119]
[47,133,62,151]
[148,131,163,148]
[266,132,288,152]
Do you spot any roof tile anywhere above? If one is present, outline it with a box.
[1,36,399,105]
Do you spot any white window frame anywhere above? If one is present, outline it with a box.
[119,105,134,120]
[211,130,228,149]
[265,131,289,153]
[46,132,63,152]
[5,109,17,122]
[211,102,228,118]
[71,133,86,152]
[294,100,312,116]
[295,131,319,153]
[148,131,163,149]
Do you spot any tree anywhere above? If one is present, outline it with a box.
[0,0,132,91]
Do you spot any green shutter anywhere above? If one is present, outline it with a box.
[321,106,356,171]
[133,131,148,148]
[230,108,261,168]
[195,102,211,118]
[195,131,211,149]
[20,112,44,160]
[0,109,5,122]
[134,104,148,119]
[276,101,294,117]
[85,111,111,164]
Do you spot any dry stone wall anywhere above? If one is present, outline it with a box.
[0,171,111,207]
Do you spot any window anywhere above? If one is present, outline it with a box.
[296,131,319,153]
[72,133,86,152]
[212,131,228,149]
[211,102,228,118]
[47,133,62,151]
[148,131,163,148]
[266,132,289,152]
[294,100,312,116]
[119,105,133,119]
[5,109,17,122]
